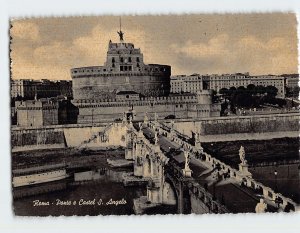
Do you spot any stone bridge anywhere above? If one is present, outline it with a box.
[80,115,298,214]
[123,118,228,214]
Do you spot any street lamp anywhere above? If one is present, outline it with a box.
[274,170,278,193]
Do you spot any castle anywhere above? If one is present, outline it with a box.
[71,28,220,123]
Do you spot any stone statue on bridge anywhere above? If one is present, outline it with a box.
[239,146,247,165]
[183,151,192,177]
[138,122,142,131]
[154,132,159,145]
[255,198,267,213]
[194,132,202,151]
[129,115,132,124]
[194,132,201,144]
[144,113,149,124]
[238,145,252,177]
[184,151,191,170]
[170,120,175,130]
[194,132,199,142]
[154,112,158,122]
[122,112,127,124]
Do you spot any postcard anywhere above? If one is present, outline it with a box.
[10,13,299,216]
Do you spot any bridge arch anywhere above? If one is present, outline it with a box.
[143,154,151,177]
[162,177,178,207]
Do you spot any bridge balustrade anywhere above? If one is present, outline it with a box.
[154,121,298,212]
[125,121,297,213]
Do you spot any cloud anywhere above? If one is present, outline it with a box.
[32,41,81,66]
[10,21,40,41]
[10,15,298,80]
[10,23,148,80]
[236,36,297,74]
[170,34,297,75]
[170,34,230,59]
[11,55,69,80]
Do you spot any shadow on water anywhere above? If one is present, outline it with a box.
[13,162,178,216]
[14,166,141,216]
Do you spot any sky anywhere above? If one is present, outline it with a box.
[10,13,298,80]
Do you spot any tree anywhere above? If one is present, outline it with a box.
[230,102,236,114]
[292,86,300,98]
[219,88,229,96]
[237,86,246,92]
[247,84,256,91]
[240,92,253,108]
[254,85,266,95]
[211,90,218,103]
[276,98,286,108]
[220,100,228,116]
[228,86,237,97]
[265,85,278,97]
[247,84,256,95]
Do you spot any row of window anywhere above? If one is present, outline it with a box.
[120,65,133,71]
[73,66,168,75]
[113,57,140,63]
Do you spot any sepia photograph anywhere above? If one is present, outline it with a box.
[9,12,299,217]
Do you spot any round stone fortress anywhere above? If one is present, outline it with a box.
[71,32,171,100]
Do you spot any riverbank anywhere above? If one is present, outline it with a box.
[199,131,299,143]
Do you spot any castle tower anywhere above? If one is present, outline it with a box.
[71,19,171,103]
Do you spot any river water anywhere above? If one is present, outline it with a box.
[13,167,147,216]
[14,158,177,216]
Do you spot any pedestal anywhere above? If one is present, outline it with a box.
[239,163,252,177]
[182,168,192,177]
[137,131,143,139]
[125,148,133,160]
[153,144,160,153]
[147,187,160,204]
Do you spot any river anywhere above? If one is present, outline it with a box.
[13,151,177,216]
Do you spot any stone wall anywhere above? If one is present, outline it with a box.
[77,102,191,123]
[72,72,170,100]
[73,96,220,123]
[173,113,299,139]
[63,126,106,147]
[11,123,126,152]
[190,193,211,214]
[11,128,65,152]
[200,114,299,135]
[11,124,107,152]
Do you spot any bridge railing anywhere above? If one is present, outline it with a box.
[165,157,229,214]
[188,181,228,214]
[155,121,298,212]
[198,151,298,211]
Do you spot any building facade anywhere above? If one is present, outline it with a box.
[284,75,299,89]
[11,79,36,99]
[15,98,78,127]
[170,74,204,93]
[170,72,286,98]
[16,99,59,127]
[11,79,72,100]
[209,73,251,91]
